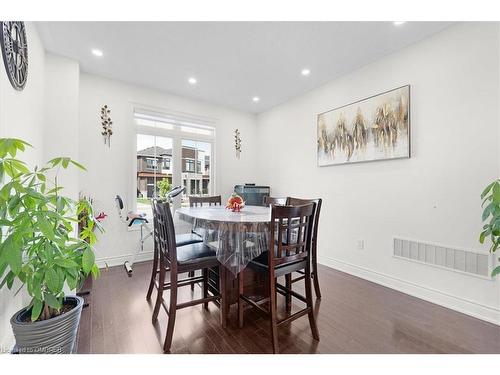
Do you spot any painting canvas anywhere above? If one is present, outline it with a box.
[317,85,410,166]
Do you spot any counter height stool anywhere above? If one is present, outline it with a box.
[237,203,319,354]
[146,203,204,301]
[187,195,222,289]
[286,197,323,301]
[189,195,222,207]
[151,200,225,353]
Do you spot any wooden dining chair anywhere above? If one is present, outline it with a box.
[189,195,222,207]
[237,203,319,354]
[286,197,323,300]
[146,201,203,301]
[187,195,222,288]
[263,196,287,206]
[151,200,226,353]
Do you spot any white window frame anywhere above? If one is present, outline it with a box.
[132,106,217,212]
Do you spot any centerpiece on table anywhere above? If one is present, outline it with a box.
[226,192,245,212]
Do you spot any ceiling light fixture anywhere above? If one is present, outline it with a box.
[188,77,197,85]
[301,68,311,76]
[252,96,260,103]
[91,49,103,57]
[393,21,406,26]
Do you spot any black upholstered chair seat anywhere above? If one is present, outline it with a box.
[177,242,216,265]
[249,247,306,277]
[175,233,203,247]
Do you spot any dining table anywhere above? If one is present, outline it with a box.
[176,204,272,324]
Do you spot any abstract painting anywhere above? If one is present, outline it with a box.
[317,85,410,166]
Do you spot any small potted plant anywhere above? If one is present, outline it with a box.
[479,178,500,277]
[0,138,101,353]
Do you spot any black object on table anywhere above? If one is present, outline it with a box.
[234,184,270,206]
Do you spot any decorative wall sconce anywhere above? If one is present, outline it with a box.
[100,105,113,147]
[234,128,241,159]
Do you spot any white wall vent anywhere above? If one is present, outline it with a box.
[393,237,492,279]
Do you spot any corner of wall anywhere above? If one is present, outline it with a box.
[0,20,47,351]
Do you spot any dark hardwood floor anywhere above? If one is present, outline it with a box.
[77,261,500,354]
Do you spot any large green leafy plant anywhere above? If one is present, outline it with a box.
[480,179,500,277]
[0,138,101,322]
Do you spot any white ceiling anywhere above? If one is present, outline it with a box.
[36,22,453,113]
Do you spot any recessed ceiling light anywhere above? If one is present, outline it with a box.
[393,21,406,26]
[91,49,103,57]
[188,77,197,85]
[301,68,311,76]
[252,96,260,103]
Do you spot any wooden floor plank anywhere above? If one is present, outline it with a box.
[77,262,500,354]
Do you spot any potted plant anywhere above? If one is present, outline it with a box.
[0,138,101,353]
[479,178,500,277]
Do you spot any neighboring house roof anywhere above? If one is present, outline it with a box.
[137,146,172,157]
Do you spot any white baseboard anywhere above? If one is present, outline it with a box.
[96,251,154,269]
[318,255,500,326]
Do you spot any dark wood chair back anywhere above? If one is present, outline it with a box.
[263,196,287,206]
[189,195,222,207]
[269,203,315,268]
[287,197,322,248]
[152,199,178,269]
[238,202,320,353]
[151,200,224,353]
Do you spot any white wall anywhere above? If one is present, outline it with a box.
[0,22,46,351]
[256,22,500,324]
[78,73,258,267]
[1,22,499,352]
[43,54,80,200]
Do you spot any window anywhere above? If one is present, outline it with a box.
[185,159,195,172]
[146,158,158,170]
[136,133,174,215]
[146,177,156,198]
[163,158,171,170]
[181,139,212,201]
[134,109,215,213]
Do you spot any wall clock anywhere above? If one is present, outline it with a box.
[0,21,28,91]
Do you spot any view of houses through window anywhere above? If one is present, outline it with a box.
[136,134,173,208]
[135,111,214,215]
[181,139,211,197]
